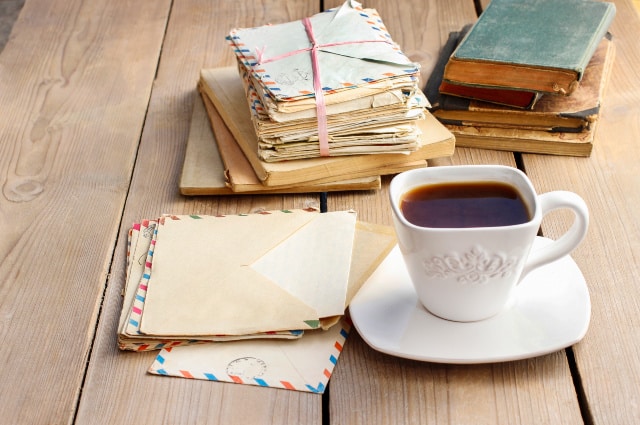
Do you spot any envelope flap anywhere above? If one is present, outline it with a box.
[140,264,320,336]
[228,1,419,101]
[251,210,357,318]
[139,211,327,336]
[312,2,413,64]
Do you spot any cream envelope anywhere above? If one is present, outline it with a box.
[146,222,397,393]
[118,215,397,351]
[118,220,156,338]
[148,317,350,393]
[118,219,302,352]
[227,0,419,102]
[138,210,357,336]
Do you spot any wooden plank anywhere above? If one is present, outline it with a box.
[520,0,640,423]
[0,0,171,423]
[333,332,582,425]
[325,1,584,424]
[0,0,23,52]
[76,1,327,424]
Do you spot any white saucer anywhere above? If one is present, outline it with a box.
[349,237,591,364]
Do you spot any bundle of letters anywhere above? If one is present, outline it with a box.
[226,0,430,162]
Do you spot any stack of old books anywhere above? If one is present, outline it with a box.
[425,0,616,157]
[180,1,455,195]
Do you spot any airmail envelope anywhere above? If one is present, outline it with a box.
[119,219,302,352]
[149,317,350,393]
[138,209,357,337]
[118,213,397,351]
[227,0,419,103]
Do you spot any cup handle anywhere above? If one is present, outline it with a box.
[519,191,589,282]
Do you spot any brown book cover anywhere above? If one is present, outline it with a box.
[439,80,542,109]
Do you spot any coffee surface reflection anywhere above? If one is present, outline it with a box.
[400,181,531,228]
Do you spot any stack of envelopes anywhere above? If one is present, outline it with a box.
[117,209,396,392]
[184,1,455,194]
[226,1,428,161]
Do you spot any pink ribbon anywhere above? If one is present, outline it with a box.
[303,17,330,156]
[255,17,392,157]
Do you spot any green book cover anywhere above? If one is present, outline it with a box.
[445,0,616,94]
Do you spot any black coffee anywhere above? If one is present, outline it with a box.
[400,181,531,228]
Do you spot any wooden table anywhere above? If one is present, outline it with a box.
[1,0,638,423]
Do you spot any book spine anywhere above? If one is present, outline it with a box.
[576,4,616,80]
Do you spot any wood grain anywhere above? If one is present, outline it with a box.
[1,0,639,423]
[325,1,583,424]
[76,1,326,424]
[0,0,170,423]
[521,1,640,423]
[332,332,581,425]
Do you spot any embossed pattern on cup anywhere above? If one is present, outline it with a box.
[421,244,518,285]
[389,165,589,322]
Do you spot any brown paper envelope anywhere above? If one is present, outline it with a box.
[139,210,356,336]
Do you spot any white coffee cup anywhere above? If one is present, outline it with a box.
[389,165,589,322]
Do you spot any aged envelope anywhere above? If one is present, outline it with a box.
[227,0,419,103]
[148,317,350,393]
[118,211,397,351]
[119,219,302,352]
[138,210,357,336]
[118,220,156,338]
